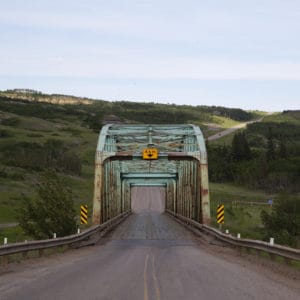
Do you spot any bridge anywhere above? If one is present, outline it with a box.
[92,124,210,225]
[0,124,299,299]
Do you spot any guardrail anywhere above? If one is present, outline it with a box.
[166,210,300,262]
[0,211,131,263]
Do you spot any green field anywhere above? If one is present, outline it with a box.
[209,183,274,240]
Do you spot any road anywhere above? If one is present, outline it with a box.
[0,223,18,229]
[207,117,264,141]
[1,212,299,300]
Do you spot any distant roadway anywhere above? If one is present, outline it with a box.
[207,116,264,141]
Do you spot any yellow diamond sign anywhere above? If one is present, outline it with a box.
[143,148,158,160]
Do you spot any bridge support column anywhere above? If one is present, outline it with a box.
[93,157,103,225]
[200,163,210,225]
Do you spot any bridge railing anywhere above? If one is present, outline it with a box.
[166,210,300,262]
[0,211,131,264]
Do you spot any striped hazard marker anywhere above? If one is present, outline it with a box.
[217,204,224,224]
[80,205,88,224]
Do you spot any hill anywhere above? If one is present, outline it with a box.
[0,90,259,223]
[208,110,300,193]
[1,89,298,244]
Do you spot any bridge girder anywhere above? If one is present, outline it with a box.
[93,124,210,225]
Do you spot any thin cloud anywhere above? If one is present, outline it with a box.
[1,55,300,80]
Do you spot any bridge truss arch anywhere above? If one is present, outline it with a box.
[93,124,210,225]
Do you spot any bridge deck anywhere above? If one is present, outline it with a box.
[105,212,197,241]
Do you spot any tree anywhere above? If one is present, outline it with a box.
[84,113,103,132]
[278,137,287,158]
[261,194,300,247]
[231,132,251,160]
[207,144,234,182]
[266,127,275,161]
[18,170,77,239]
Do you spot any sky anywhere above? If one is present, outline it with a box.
[0,0,299,111]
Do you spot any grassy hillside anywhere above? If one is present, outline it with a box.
[0,90,259,224]
[208,110,300,193]
[0,89,298,245]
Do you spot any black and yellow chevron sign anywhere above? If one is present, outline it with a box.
[80,205,88,224]
[217,204,224,224]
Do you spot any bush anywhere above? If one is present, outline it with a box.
[261,194,300,247]
[18,170,77,239]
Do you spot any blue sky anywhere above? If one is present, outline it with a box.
[0,0,299,111]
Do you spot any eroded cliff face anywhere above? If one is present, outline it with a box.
[0,90,93,105]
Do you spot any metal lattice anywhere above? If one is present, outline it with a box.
[93,124,210,225]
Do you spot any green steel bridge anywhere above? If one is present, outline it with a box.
[92,124,210,225]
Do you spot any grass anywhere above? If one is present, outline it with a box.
[0,205,18,222]
[211,115,242,128]
[0,110,98,240]
[208,130,238,145]
[263,112,300,125]
[0,226,30,244]
[209,182,274,240]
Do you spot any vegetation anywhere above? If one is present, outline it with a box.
[261,194,300,247]
[0,90,299,247]
[18,170,77,239]
[3,139,82,175]
[209,183,273,240]
[208,112,300,193]
[208,111,300,246]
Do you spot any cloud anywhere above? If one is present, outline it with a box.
[1,53,300,80]
[1,4,296,44]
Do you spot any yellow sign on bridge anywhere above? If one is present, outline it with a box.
[143,148,158,160]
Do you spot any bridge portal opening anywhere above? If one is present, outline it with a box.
[131,186,165,214]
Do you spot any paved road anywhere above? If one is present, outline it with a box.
[0,223,18,229]
[1,212,299,300]
[207,117,264,141]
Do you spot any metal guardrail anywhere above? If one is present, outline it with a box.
[0,211,131,259]
[166,210,300,262]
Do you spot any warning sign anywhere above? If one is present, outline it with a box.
[217,204,224,224]
[80,205,88,224]
[142,148,158,160]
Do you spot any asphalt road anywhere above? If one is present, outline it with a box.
[206,117,264,141]
[1,212,299,300]
[0,223,18,229]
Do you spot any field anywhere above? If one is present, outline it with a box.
[209,183,274,240]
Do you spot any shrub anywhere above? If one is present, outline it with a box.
[18,170,77,239]
[261,194,300,247]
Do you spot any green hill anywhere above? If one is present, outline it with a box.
[0,89,298,243]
